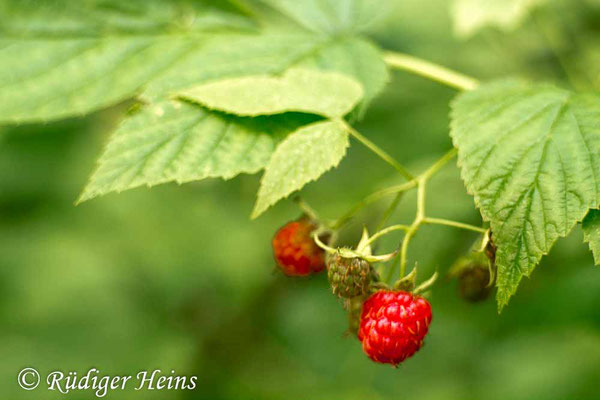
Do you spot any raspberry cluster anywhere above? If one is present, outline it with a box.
[271,218,434,366]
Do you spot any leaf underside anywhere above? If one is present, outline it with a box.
[451,80,600,310]
[178,67,364,118]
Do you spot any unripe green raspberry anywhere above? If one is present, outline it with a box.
[327,252,372,298]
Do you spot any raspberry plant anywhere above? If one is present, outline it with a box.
[1,0,599,365]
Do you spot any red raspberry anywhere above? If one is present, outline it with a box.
[272,218,325,276]
[358,290,432,365]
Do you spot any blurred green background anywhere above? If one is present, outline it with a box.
[2,0,600,399]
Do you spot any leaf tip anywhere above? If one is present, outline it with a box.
[250,202,266,220]
[74,190,92,206]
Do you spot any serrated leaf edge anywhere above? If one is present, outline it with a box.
[449,83,600,312]
[250,119,349,219]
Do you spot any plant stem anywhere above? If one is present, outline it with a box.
[294,197,319,220]
[398,179,426,278]
[375,192,404,232]
[420,148,458,180]
[331,148,457,230]
[383,51,480,91]
[342,121,414,180]
[385,256,401,283]
[416,178,426,220]
[398,227,416,280]
[422,217,486,233]
[313,232,337,253]
[364,224,410,247]
[331,181,417,230]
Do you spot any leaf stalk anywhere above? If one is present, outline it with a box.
[383,51,479,91]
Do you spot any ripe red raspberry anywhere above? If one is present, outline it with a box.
[272,218,325,276]
[358,290,432,365]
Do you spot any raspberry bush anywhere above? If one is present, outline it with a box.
[1,0,599,367]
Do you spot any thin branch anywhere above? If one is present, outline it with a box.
[420,148,458,180]
[342,121,414,180]
[383,51,479,91]
[422,217,487,233]
[331,181,417,230]
[364,224,410,248]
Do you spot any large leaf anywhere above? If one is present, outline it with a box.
[78,101,315,203]
[0,1,388,124]
[0,0,256,124]
[0,36,197,124]
[75,31,383,201]
[0,0,253,36]
[451,0,546,38]
[178,68,363,118]
[252,120,349,218]
[450,80,600,310]
[8,0,391,202]
[583,209,600,265]
[140,33,327,101]
[143,34,387,112]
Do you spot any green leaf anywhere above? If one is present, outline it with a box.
[2,1,390,204]
[75,32,382,200]
[451,0,546,38]
[178,68,363,118]
[262,0,394,34]
[78,101,315,203]
[140,33,327,101]
[1,30,386,124]
[0,36,197,124]
[294,37,388,114]
[252,120,349,218]
[450,80,600,310]
[144,34,387,113]
[583,209,600,265]
[0,0,257,124]
[0,1,388,124]
[0,0,253,36]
